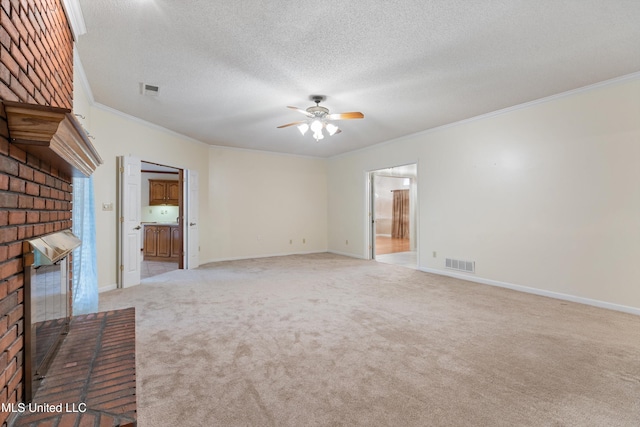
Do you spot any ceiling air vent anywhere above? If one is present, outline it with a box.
[140,83,160,97]
[445,258,475,273]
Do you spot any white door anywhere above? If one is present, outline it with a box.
[118,156,142,287]
[185,169,199,269]
[369,173,376,259]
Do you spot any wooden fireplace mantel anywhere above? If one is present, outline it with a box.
[2,100,103,177]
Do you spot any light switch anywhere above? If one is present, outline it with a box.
[102,202,113,211]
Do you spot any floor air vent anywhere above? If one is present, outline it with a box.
[445,258,475,273]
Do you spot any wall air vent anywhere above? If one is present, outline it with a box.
[445,258,475,273]
[140,83,160,96]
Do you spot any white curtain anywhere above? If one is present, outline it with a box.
[72,175,99,314]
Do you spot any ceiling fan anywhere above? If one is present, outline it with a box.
[277,95,364,141]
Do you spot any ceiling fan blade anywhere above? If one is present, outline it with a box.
[287,106,314,118]
[277,120,307,128]
[326,112,364,120]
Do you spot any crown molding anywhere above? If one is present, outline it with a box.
[61,0,87,40]
[331,71,640,160]
[93,102,210,148]
[74,48,95,104]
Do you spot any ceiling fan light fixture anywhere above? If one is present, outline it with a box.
[277,97,363,142]
[326,123,339,136]
[297,123,309,135]
[310,119,323,133]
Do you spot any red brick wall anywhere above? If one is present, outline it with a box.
[0,0,73,423]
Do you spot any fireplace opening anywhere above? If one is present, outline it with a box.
[24,230,81,402]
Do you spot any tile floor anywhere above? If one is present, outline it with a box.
[140,260,179,279]
[375,251,418,269]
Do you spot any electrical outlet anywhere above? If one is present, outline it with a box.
[433,251,437,258]
[289,239,292,244]
[346,240,349,245]
[303,238,306,244]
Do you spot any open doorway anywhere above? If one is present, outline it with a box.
[370,164,417,268]
[140,161,182,280]
[118,156,199,288]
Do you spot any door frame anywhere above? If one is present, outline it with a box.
[366,163,419,263]
[118,158,193,287]
[368,172,376,259]
[140,161,185,270]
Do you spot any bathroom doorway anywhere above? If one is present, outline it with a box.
[369,164,418,268]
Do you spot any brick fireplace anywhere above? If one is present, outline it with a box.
[0,1,76,425]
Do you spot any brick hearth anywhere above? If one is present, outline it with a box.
[10,308,136,427]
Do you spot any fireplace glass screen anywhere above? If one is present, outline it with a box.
[31,258,69,372]
[25,230,80,401]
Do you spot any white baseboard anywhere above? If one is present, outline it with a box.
[202,250,328,264]
[327,250,368,260]
[99,283,118,293]
[419,267,640,316]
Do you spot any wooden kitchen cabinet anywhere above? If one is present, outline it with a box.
[149,179,179,206]
[143,226,158,258]
[157,226,172,257]
[144,224,180,261]
[171,226,181,258]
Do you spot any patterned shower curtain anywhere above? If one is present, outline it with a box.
[391,189,409,239]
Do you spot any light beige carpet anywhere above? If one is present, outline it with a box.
[99,253,640,426]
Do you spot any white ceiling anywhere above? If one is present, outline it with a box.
[75,0,640,158]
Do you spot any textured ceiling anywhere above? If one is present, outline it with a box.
[76,0,640,158]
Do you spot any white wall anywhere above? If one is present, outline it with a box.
[328,75,640,312]
[74,58,327,284]
[207,147,327,262]
[90,109,210,289]
[76,51,639,312]
[73,69,210,288]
